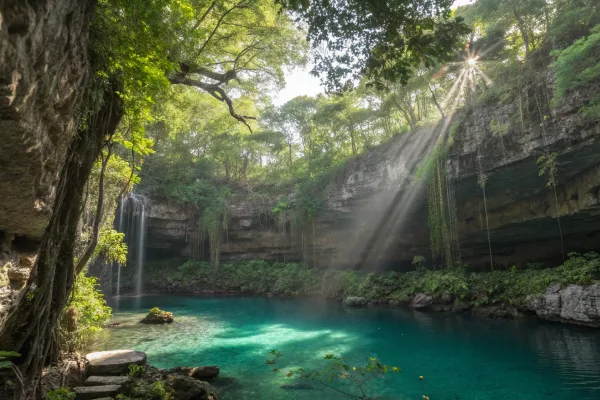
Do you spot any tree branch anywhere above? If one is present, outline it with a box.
[168,75,256,132]
[191,0,217,31]
[195,0,251,57]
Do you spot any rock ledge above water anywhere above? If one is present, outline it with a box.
[86,350,147,375]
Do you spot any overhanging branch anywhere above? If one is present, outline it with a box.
[168,75,256,132]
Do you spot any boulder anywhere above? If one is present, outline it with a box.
[342,297,368,307]
[530,283,600,327]
[169,366,220,381]
[86,350,147,376]
[140,307,174,324]
[73,385,121,400]
[412,293,433,310]
[165,374,220,400]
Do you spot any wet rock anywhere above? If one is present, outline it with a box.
[412,293,433,310]
[169,366,220,381]
[165,374,220,400]
[86,350,147,376]
[342,297,368,307]
[530,283,600,327]
[140,307,174,324]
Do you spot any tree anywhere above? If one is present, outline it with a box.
[278,0,470,91]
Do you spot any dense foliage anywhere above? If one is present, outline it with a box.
[278,0,469,91]
[59,275,112,352]
[120,253,600,308]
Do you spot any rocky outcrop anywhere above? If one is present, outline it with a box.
[0,0,99,345]
[165,374,220,400]
[78,351,220,400]
[412,293,433,310]
[0,0,93,240]
[140,308,174,324]
[168,366,220,381]
[529,284,600,327]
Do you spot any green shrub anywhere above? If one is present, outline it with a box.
[45,387,76,400]
[60,274,112,352]
[128,363,145,378]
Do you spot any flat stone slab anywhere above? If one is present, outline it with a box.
[85,375,131,386]
[86,350,146,376]
[73,385,121,400]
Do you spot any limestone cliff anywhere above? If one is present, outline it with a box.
[139,76,600,270]
[0,0,96,327]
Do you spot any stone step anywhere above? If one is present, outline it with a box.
[85,350,146,376]
[73,385,121,400]
[85,375,131,386]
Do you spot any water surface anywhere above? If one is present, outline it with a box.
[101,295,600,400]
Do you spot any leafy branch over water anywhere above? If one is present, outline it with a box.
[266,350,401,399]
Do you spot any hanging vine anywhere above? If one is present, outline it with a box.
[417,133,459,269]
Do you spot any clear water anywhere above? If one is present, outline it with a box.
[100,295,600,400]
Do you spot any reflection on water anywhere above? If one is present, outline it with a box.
[100,295,600,400]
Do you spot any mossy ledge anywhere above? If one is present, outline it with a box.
[117,253,600,328]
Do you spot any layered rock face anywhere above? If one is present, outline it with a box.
[451,82,600,267]
[0,0,94,325]
[529,284,600,327]
[141,79,600,270]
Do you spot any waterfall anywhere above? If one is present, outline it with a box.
[115,196,125,309]
[135,201,147,308]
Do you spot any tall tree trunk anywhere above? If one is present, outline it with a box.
[75,144,113,275]
[0,83,123,387]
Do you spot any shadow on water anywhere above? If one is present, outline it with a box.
[100,295,600,400]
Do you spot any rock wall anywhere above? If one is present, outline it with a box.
[141,78,600,270]
[529,284,600,327]
[0,0,95,327]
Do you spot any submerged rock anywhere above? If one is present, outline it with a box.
[140,307,174,324]
[529,283,600,327]
[281,381,314,390]
[169,366,220,381]
[412,293,433,310]
[342,296,368,307]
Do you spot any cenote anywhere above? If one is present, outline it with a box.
[101,295,600,400]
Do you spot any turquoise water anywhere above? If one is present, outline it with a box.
[101,295,600,400]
